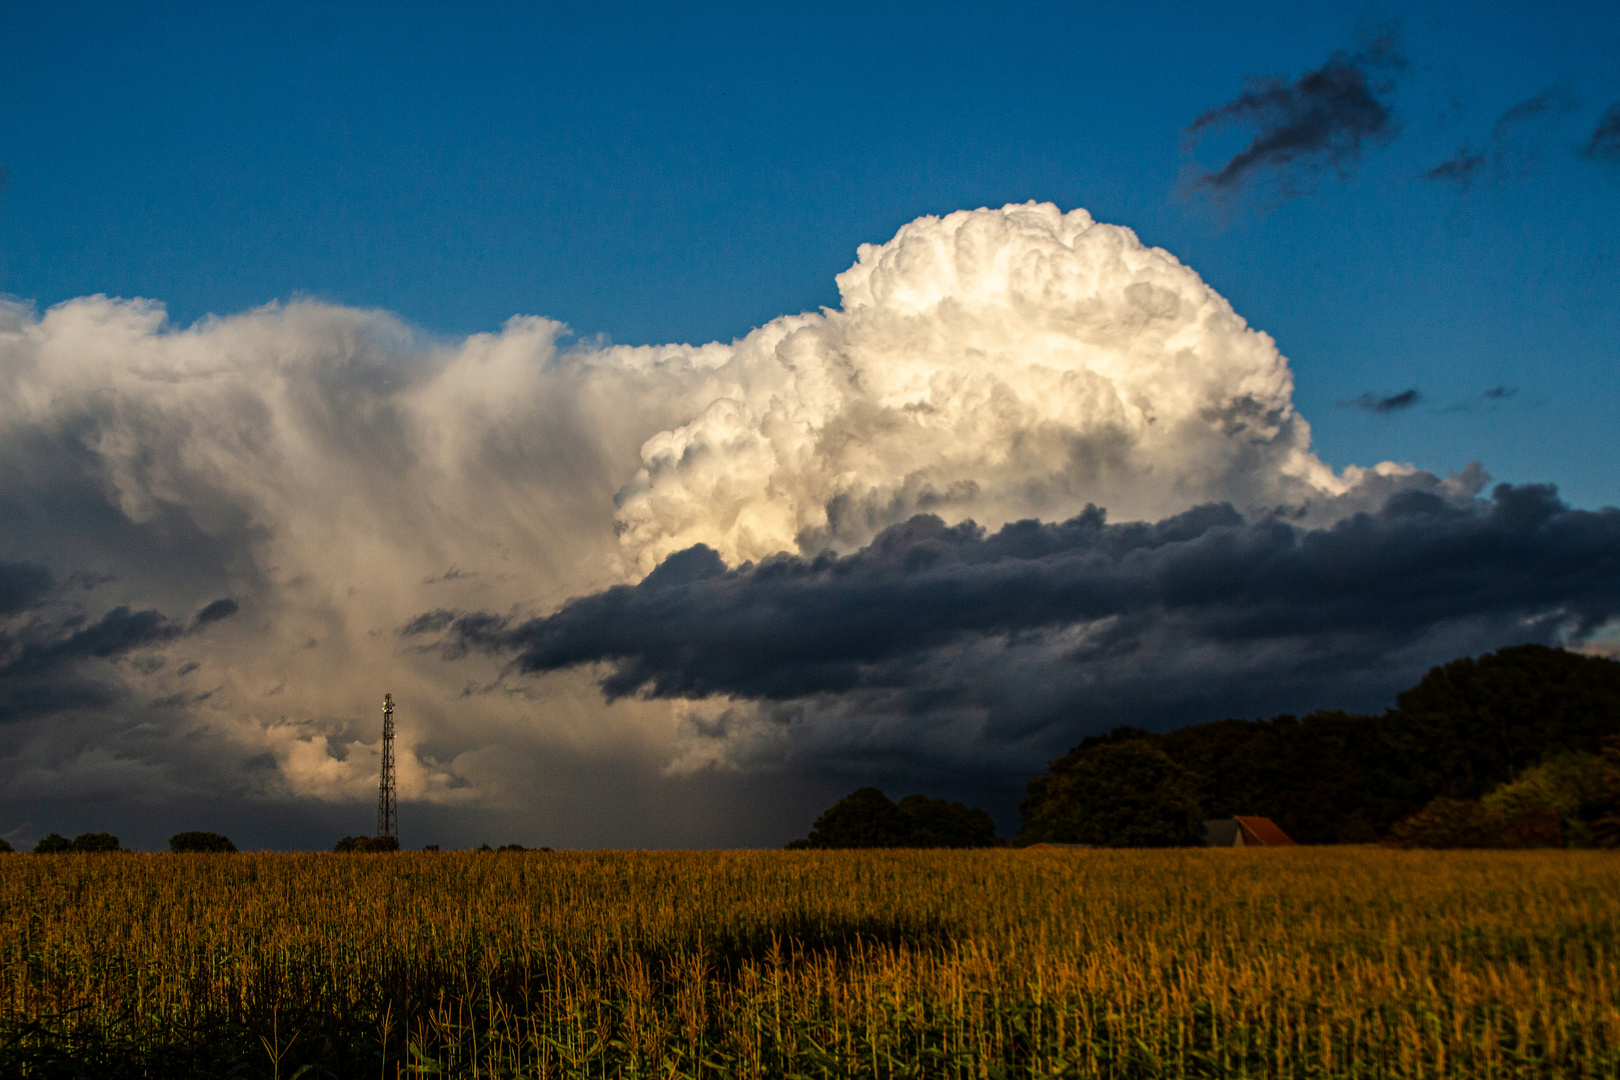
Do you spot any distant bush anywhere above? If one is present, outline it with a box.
[1483,751,1610,847]
[498,844,526,852]
[0,838,12,853]
[1386,743,1620,850]
[1597,737,1620,849]
[71,833,122,852]
[34,832,121,853]
[423,844,441,851]
[1383,797,1564,849]
[334,836,400,853]
[169,831,238,853]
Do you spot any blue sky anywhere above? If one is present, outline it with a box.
[4,1,1618,508]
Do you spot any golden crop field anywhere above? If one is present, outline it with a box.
[2,848,1617,1078]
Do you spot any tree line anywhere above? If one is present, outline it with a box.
[0,831,238,854]
[792,644,1620,849]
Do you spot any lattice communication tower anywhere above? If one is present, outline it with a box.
[377,693,397,841]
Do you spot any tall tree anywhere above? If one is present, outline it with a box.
[1019,741,1203,847]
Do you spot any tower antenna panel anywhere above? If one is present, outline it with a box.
[377,693,397,841]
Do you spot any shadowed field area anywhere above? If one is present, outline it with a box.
[2,848,1617,1077]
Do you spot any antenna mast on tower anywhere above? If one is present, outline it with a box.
[377,693,397,842]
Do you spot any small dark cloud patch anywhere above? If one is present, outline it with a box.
[1183,33,1403,200]
[1587,104,1620,162]
[0,561,53,616]
[1427,88,1580,189]
[193,598,239,625]
[1495,88,1568,134]
[176,661,200,676]
[1443,386,1521,414]
[66,571,116,592]
[401,609,457,636]
[409,486,1620,765]
[1424,145,1487,188]
[1341,389,1421,413]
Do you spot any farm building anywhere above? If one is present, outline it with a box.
[1202,817,1296,847]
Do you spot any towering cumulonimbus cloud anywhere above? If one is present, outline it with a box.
[610,203,1354,574]
[0,202,1592,845]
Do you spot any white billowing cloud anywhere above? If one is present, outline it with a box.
[609,202,1348,573]
[0,204,1446,832]
[0,297,694,814]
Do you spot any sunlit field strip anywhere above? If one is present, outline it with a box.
[2,848,1617,1077]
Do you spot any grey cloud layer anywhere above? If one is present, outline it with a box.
[411,483,1619,771]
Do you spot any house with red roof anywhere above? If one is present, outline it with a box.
[1202,817,1297,847]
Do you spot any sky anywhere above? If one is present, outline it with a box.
[1,1,1618,850]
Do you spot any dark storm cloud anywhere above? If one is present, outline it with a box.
[411,486,1620,756]
[1184,34,1403,198]
[1341,389,1421,413]
[3,607,181,676]
[0,595,238,723]
[0,606,180,723]
[1587,104,1620,162]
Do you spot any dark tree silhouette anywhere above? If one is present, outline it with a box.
[1019,741,1203,847]
[1023,645,1620,845]
[334,836,400,853]
[896,794,998,848]
[169,831,238,853]
[34,832,121,853]
[788,788,999,849]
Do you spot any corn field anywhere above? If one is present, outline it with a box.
[2,847,1617,1077]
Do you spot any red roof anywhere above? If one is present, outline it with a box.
[1235,816,1297,846]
